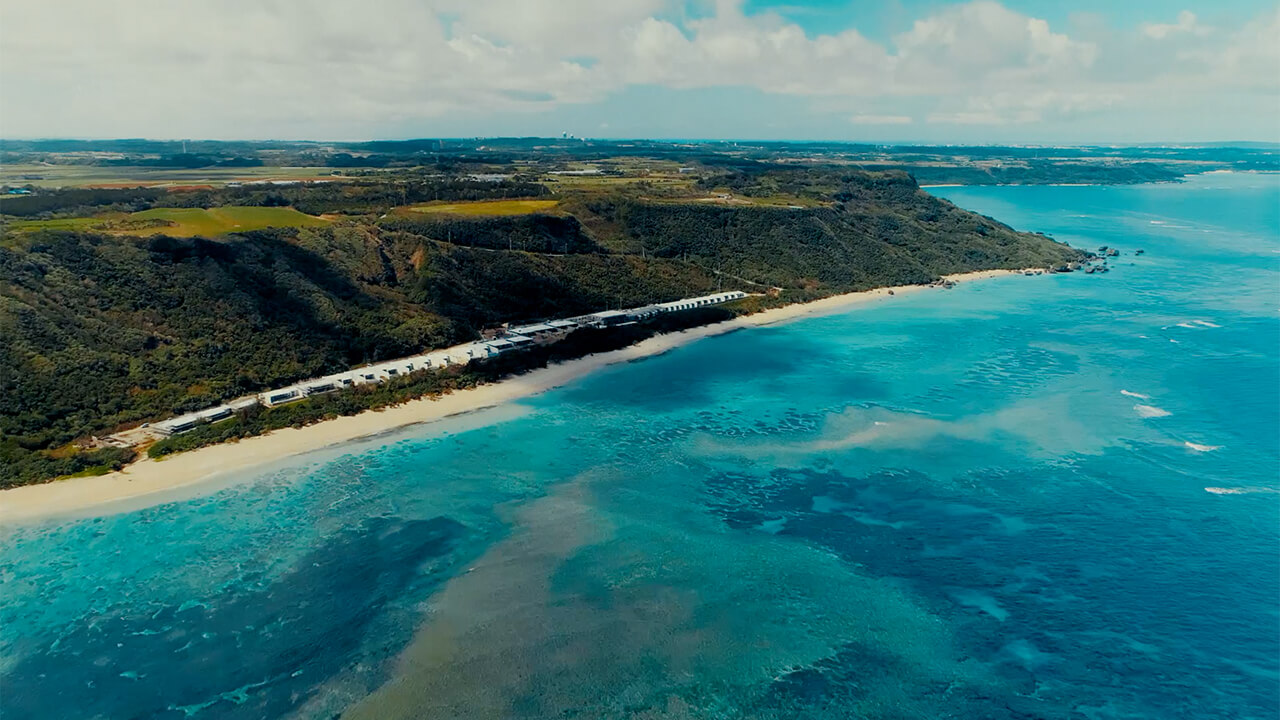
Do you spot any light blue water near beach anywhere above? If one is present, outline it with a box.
[2,173,1278,719]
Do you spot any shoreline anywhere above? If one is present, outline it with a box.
[0,269,1029,525]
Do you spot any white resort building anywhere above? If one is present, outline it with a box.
[140,291,749,441]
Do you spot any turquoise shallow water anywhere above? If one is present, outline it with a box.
[2,173,1278,719]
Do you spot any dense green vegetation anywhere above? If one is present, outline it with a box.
[0,227,726,453]
[0,187,169,217]
[380,213,601,254]
[884,162,1187,186]
[0,443,135,489]
[408,199,560,216]
[572,172,1078,288]
[0,166,1084,487]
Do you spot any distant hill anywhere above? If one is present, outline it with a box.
[4,138,1276,186]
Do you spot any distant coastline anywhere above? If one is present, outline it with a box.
[0,268,1033,524]
[919,181,1140,188]
[921,179,1177,189]
[920,170,1279,190]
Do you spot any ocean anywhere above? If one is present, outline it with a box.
[2,172,1277,719]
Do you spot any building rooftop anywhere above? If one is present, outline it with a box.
[511,322,557,335]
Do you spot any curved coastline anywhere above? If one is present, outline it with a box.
[0,269,1029,524]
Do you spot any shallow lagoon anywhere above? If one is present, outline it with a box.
[3,173,1277,719]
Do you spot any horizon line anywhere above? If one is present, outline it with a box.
[3,137,1278,150]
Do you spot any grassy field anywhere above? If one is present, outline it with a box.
[123,207,330,236]
[406,199,560,216]
[5,207,330,237]
[0,164,342,188]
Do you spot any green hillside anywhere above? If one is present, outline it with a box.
[0,170,1084,486]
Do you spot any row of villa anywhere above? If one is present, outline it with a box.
[143,291,749,439]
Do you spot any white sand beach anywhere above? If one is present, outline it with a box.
[0,269,1028,524]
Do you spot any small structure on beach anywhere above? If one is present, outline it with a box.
[587,309,633,327]
[262,387,303,406]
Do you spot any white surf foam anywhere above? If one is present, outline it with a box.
[1120,390,1151,400]
[1164,320,1220,330]
[1134,404,1171,418]
[1205,486,1276,495]
[1184,441,1222,452]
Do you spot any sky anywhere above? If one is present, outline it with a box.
[1,0,1277,143]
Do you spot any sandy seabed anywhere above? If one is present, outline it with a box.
[0,269,1028,524]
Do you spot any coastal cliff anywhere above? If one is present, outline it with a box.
[0,171,1083,486]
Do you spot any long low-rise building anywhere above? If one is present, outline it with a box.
[136,291,751,441]
[585,291,748,327]
[654,291,748,313]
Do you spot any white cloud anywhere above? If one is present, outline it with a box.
[926,111,1008,126]
[1200,8,1280,89]
[927,89,1122,126]
[0,0,1275,140]
[1141,10,1208,39]
[892,1,1096,84]
[851,114,913,125]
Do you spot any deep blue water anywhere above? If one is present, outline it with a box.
[2,173,1278,719]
